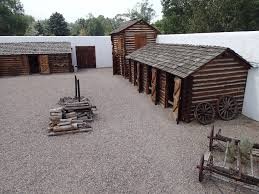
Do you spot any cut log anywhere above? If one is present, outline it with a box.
[50,116,61,121]
[53,124,77,132]
[50,107,63,113]
[64,106,92,111]
[60,118,73,122]
[50,112,62,117]
[65,112,77,118]
[57,121,71,126]
[48,128,92,136]
[71,120,84,123]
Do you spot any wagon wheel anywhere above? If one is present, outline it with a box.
[209,125,214,151]
[198,154,205,182]
[194,102,215,125]
[217,96,238,121]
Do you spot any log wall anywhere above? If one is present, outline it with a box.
[111,21,158,77]
[124,21,157,54]
[111,34,125,75]
[48,54,72,73]
[124,21,157,78]
[190,51,249,120]
[0,55,29,76]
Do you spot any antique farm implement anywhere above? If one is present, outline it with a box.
[194,95,239,125]
[197,126,259,191]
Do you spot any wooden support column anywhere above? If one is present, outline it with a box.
[133,62,137,86]
[137,62,141,93]
[129,60,132,82]
[145,65,150,94]
[151,67,158,105]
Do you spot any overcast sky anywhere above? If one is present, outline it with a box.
[20,0,162,23]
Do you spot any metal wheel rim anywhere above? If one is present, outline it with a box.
[217,96,238,121]
[194,102,215,125]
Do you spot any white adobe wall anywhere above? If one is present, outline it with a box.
[0,36,112,69]
[157,31,259,66]
[243,68,259,121]
[157,31,259,121]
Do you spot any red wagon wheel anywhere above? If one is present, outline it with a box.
[194,102,215,125]
[217,96,238,121]
[198,154,205,182]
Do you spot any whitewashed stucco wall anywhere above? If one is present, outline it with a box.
[157,31,259,121]
[0,36,112,69]
[157,31,259,66]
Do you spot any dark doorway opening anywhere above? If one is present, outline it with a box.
[76,46,96,69]
[167,74,175,107]
[28,55,40,74]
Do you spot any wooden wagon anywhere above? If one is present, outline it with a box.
[126,43,251,124]
[197,126,259,191]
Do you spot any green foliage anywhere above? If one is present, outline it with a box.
[161,0,259,33]
[227,139,254,164]
[48,12,70,36]
[0,0,31,35]
[127,0,156,23]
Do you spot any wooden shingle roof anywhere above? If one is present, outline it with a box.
[110,19,141,34]
[126,43,249,78]
[0,42,71,55]
[110,19,160,35]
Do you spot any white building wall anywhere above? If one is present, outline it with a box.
[157,31,259,121]
[157,31,259,67]
[243,68,259,121]
[0,36,112,69]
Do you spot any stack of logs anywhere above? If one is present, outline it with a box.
[48,100,96,136]
[48,75,96,136]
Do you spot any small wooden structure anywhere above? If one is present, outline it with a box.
[126,43,251,123]
[0,42,72,76]
[110,19,159,77]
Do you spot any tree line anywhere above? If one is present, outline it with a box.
[0,0,155,36]
[156,0,259,33]
[1,0,259,36]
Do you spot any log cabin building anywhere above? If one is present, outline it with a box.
[126,43,251,124]
[110,19,160,77]
[0,42,72,76]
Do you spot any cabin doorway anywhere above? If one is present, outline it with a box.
[28,55,40,74]
[167,74,175,107]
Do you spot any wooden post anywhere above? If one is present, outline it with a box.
[77,79,80,102]
[145,65,150,94]
[129,60,132,83]
[133,62,137,86]
[75,75,78,99]
[137,62,141,93]
[151,68,158,105]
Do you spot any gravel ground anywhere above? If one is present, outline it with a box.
[0,68,258,194]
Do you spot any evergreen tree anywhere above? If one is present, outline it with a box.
[48,12,70,36]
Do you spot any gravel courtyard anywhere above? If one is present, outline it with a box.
[0,68,258,193]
